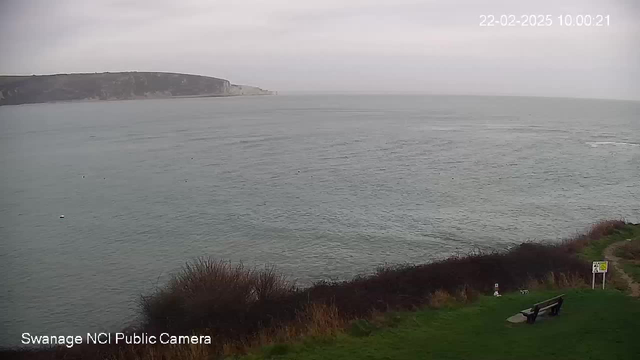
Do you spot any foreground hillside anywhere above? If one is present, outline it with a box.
[2,221,638,359]
[0,72,274,105]
[245,289,640,360]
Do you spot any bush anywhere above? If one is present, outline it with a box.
[560,219,626,253]
[140,259,296,336]
[140,240,594,343]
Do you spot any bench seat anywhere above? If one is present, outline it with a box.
[520,294,565,324]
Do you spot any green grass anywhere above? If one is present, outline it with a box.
[615,238,640,260]
[591,226,640,285]
[616,237,640,284]
[621,262,640,283]
[245,289,640,360]
[579,224,640,261]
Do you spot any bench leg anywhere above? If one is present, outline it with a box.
[527,307,540,324]
[550,298,563,316]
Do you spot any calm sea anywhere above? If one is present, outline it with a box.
[1,95,639,346]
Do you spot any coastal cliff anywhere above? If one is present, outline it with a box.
[0,72,274,105]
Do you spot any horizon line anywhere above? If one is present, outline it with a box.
[1,72,638,102]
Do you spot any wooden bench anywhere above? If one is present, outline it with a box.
[520,294,564,324]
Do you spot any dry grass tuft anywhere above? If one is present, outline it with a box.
[301,303,345,337]
[428,290,455,309]
[524,272,588,291]
[238,303,344,356]
[455,284,480,303]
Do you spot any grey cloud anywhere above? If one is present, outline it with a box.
[0,0,638,100]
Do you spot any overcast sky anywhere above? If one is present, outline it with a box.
[1,0,638,100]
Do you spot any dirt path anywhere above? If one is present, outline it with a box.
[603,241,640,297]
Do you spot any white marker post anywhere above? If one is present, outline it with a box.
[592,261,608,289]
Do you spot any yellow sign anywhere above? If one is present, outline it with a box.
[592,261,608,273]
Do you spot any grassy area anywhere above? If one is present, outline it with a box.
[616,237,640,283]
[578,223,640,261]
[577,223,640,292]
[621,262,640,284]
[246,289,640,360]
[615,237,640,260]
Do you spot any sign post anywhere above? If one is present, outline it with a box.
[592,261,608,289]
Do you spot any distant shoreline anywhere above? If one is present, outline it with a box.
[0,93,275,107]
[6,92,274,106]
[0,71,274,106]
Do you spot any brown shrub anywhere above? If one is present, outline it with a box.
[301,303,345,337]
[140,259,296,336]
[428,290,455,309]
[560,219,626,253]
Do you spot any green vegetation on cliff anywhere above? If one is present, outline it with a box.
[0,72,273,105]
[578,223,640,262]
